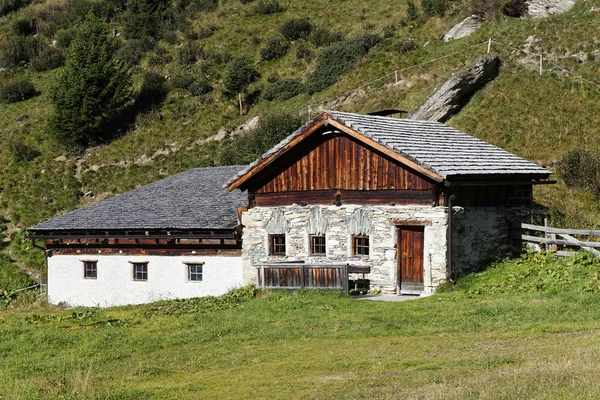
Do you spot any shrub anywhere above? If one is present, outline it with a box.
[177,41,203,65]
[8,136,41,162]
[0,36,39,68]
[240,0,254,3]
[169,69,195,90]
[11,17,36,36]
[116,37,155,67]
[189,79,212,96]
[279,17,312,40]
[55,29,75,49]
[31,46,65,71]
[189,0,218,13]
[502,0,528,17]
[395,37,418,54]
[305,33,380,94]
[421,0,447,17]
[220,111,302,165]
[0,79,37,103]
[249,0,284,15]
[309,26,342,47]
[123,0,171,40]
[0,0,29,17]
[262,78,303,101]
[136,70,168,109]
[197,23,217,39]
[406,0,421,22]
[223,58,260,95]
[295,41,313,61]
[260,38,288,61]
[557,149,600,198]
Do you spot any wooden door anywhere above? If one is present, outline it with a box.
[397,226,425,293]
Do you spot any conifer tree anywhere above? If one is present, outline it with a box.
[48,14,132,151]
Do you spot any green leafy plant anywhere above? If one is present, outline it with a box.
[260,38,289,61]
[279,17,312,41]
[223,58,260,96]
[0,79,37,103]
[31,46,65,72]
[48,14,132,151]
[262,78,303,101]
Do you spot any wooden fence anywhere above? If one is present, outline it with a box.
[513,219,600,257]
[257,264,349,292]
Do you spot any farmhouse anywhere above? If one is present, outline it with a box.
[28,110,552,306]
[27,166,247,307]
[226,110,552,294]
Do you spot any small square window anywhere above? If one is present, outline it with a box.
[133,263,148,281]
[269,234,286,256]
[310,235,326,255]
[83,261,97,279]
[353,236,370,256]
[188,264,203,281]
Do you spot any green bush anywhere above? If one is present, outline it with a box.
[406,0,421,22]
[116,37,155,67]
[0,0,29,17]
[123,0,171,40]
[0,36,39,68]
[295,41,313,61]
[177,41,203,65]
[0,79,37,103]
[260,38,288,61]
[219,111,302,165]
[0,254,35,307]
[395,37,418,54]
[262,78,303,101]
[55,29,75,49]
[137,70,168,108]
[279,17,312,40]
[557,149,600,199]
[189,0,219,13]
[309,26,342,47]
[249,0,284,15]
[11,17,36,36]
[31,46,65,71]
[223,58,260,95]
[421,0,447,17]
[305,33,380,94]
[197,23,218,39]
[189,79,212,96]
[502,0,528,17]
[8,136,41,162]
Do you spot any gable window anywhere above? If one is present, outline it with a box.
[310,235,326,255]
[269,234,286,255]
[83,261,97,279]
[188,264,204,281]
[132,263,148,281]
[353,236,370,256]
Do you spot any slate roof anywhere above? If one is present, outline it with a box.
[226,110,550,186]
[30,166,248,232]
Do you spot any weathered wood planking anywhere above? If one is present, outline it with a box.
[256,135,434,193]
[254,189,433,207]
[258,264,348,291]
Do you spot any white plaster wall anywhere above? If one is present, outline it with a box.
[241,205,448,294]
[47,255,243,307]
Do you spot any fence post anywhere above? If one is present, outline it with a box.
[343,264,349,294]
[487,38,491,54]
[394,70,398,84]
[544,218,550,254]
[539,54,543,76]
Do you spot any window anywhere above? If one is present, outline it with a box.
[269,234,286,255]
[83,261,97,279]
[188,264,203,281]
[133,263,148,281]
[310,235,326,255]
[353,236,370,256]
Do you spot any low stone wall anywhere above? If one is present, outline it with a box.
[241,205,449,294]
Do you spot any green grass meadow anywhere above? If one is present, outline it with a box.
[3,254,600,399]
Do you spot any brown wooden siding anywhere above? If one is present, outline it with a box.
[256,134,434,194]
[254,189,433,207]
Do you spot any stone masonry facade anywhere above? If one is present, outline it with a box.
[241,205,449,295]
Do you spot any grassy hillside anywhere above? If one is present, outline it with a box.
[3,254,600,398]
[1,0,600,277]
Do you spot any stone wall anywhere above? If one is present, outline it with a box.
[241,205,449,294]
[451,206,534,274]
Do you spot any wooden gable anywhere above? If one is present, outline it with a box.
[244,131,442,207]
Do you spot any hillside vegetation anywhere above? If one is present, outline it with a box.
[1,0,600,279]
[3,254,600,398]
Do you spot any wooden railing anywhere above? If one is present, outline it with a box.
[257,264,349,292]
[513,219,600,257]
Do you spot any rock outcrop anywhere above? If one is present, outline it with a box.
[443,15,482,42]
[527,0,575,18]
[410,56,501,122]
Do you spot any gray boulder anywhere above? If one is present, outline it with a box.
[527,0,575,18]
[443,15,482,42]
[410,56,501,122]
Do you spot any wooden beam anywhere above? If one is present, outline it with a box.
[226,113,329,191]
[390,220,432,226]
[326,118,444,183]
